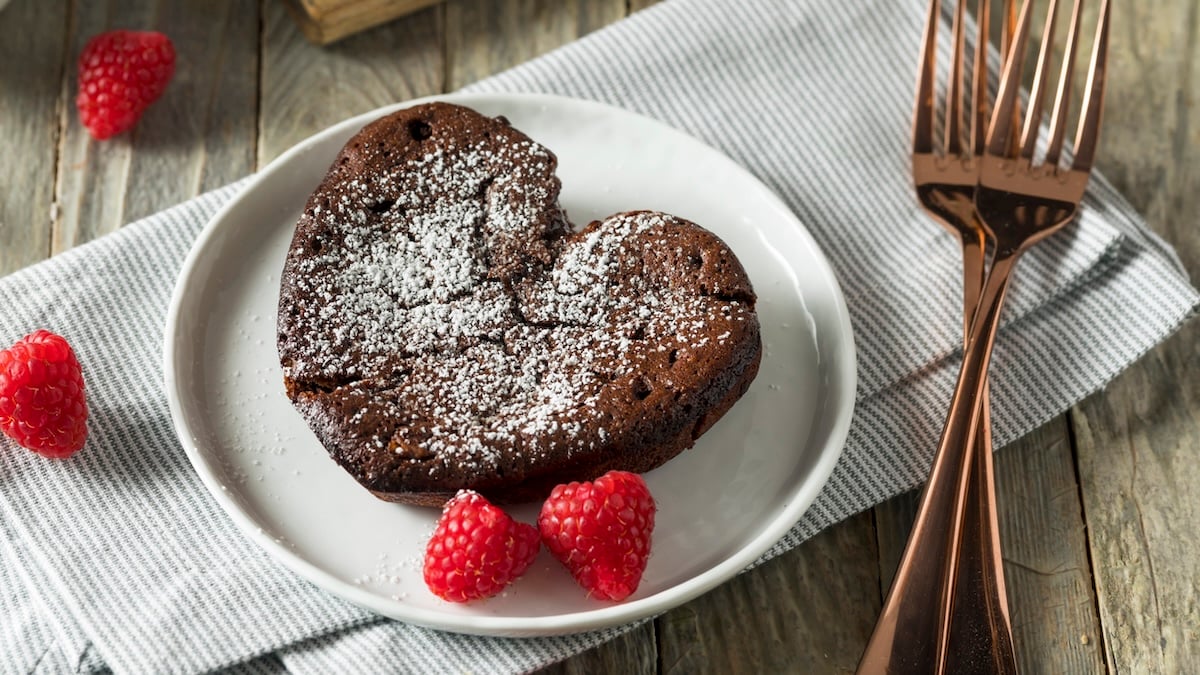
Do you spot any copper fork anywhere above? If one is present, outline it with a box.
[858,0,1017,671]
[858,0,1111,671]
[915,0,1019,671]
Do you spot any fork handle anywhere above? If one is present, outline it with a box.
[945,236,1018,673]
[944,385,1018,674]
[858,251,1018,675]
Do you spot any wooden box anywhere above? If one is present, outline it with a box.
[286,0,445,45]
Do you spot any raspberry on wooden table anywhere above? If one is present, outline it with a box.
[423,490,540,602]
[538,470,656,602]
[0,330,89,459]
[76,30,176,140]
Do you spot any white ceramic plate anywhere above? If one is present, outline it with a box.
[164,93,856,637]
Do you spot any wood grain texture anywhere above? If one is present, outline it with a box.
[996,418,1104,674]
[1071,0,1200,672]
[539,623,657,675]
[258,0,443,165]
[873,419,1104,673]
[1075,348,1200,674]
[0,0,68,275]
[655,513,882,675]
[54,0,259,252]
[443,0,626,91]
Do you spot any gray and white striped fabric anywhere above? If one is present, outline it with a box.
[1,0,1196,673]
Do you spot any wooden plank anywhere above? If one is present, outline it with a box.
[1075,349,1200,674]
[1071,0,1200,672]
[53,0,260,251]
[539,623,657,675]
[0,0,68,275]
[655,512,882,674]
[285,0,445,45]
[995,419,1104,672]
[443,0,627,91]
[874,418,1104,673]
[258,0,443,165]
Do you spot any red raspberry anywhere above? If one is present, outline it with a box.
[423,490,540,602]
[0,330,89,459]
[76,30,176,140]
[539,470,656,601]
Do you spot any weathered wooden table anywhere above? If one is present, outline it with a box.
[2,1,1195,672]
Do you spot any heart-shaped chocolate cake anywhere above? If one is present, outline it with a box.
[278,102,761,506]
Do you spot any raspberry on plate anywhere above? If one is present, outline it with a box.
[423,490,540,602]
[539,470,656,602]
[76,30,176,140]
[0,330,89,459]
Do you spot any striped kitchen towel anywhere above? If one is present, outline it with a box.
[1,0,1196,673]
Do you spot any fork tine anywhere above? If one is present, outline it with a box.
[913,0,940,155]
[1001,0,1021,152]
[945,0,969,155]
[986,0,1034,157]
[1019,0,1061,159]
[971,0,991,155]
[1044,0,1084,166]
[1071,0,1111,172]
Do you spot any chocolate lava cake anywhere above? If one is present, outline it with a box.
[277,102,761,506]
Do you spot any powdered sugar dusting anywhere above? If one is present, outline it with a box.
[285,140,559,377]
[278,107,757,493]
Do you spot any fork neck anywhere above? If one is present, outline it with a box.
[962,251,1019,385]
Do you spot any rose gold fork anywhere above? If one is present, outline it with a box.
[914,0,1020,671]
[858,0,1110,672]
[857,1,1017,671]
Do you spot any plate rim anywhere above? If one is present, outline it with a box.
[163,91,858,637]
